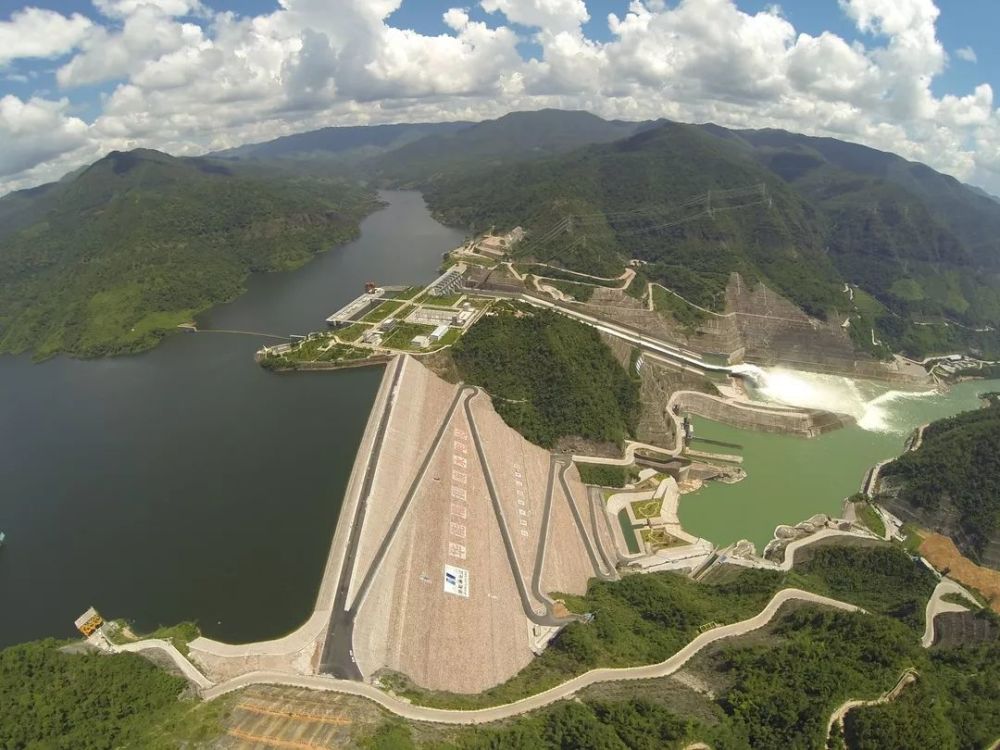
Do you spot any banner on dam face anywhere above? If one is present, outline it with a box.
[444,565,470,598]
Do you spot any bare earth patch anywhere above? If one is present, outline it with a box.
[919,532,1000,612]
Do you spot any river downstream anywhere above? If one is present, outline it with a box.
[0,191,463,648]
[680,375,1000,550]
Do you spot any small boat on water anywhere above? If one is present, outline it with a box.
[0,531,5,547]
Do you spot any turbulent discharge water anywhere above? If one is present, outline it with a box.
[734,364,937,433]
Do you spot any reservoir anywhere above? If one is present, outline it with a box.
[0,191,464,648]
[2,188,996,649]
[679,375,1000,550]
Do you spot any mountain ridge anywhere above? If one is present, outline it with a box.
[4,110,1000,359]
[0,149,378,358]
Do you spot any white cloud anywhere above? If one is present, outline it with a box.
[0,95,90,178]
[955,45,977,63]
[480,0,590,33]
[3,0,1000,197]
[0,7,92,65]
[56,8,203,88]
[93,0,205,18]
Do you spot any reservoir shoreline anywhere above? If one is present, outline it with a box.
[0,190,465,649]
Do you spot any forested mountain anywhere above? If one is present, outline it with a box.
[5,109,1000,359]
[214,110,645,185]
[0,149,377,358]
[408,114,1000,357]
[360,109,646,186]
[212,120,469,161]
[879,394,1000,565]
[451,306,639,448]
[424,122,844,317]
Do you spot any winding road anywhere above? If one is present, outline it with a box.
[921,578,974,648]
[118,565,979,728]
[200,588,859,724]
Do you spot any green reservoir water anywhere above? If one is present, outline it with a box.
[679,377,1000,551]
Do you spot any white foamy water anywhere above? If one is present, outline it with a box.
[737,365,937,433]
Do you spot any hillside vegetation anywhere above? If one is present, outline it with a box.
[7,546,997,750]
[879,397,1000,559]
[0,150,377,358]
[426,123,839,318]
[367,545,998,749]
[451,306,639,448]
[0,639,226,749]
[386,545,936,711]
[412,115,1000,357]
[363,109,644,187]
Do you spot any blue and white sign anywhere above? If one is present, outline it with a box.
[443,564,470,598]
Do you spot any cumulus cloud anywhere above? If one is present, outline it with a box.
[0,95,90,177]
[56,7,204,88]
[955,45,977,63]
[2,0,1000,196]
[481,0,590,33]
[93,0,205,18]
[0,7,92,65]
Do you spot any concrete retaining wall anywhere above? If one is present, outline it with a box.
[673,391,852,438]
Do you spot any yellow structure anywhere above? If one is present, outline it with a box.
[74,607,103,637]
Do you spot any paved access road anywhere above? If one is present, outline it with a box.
[825,668,918,745]
[318,355,408,680]
[921,578,974,648]
[319,361,468,678]
[116,639,214,690]
[464,390,577,626]
[202,588,858,724]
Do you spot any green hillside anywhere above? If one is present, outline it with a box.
[362,109,645,188]
[879,395,1000,560]
[0,639,226,748]
[0,150,377,358]
[424,122,842,318]
[415,116,1000,357]
[212,120,469,161]
[451,305,639,448]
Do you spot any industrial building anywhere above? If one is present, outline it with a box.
[428,268,464,297]
[429,324,449,343]
[406,307,456,327]
[325,287,385,327]
[476,227,525,258]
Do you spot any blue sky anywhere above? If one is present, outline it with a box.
[2,0,999,195]
[4,1,994,122]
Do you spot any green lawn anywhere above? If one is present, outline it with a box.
[394,286,423,300]
[641,527,685,550]
[362,300,405,323]
[436,328,463,346]
[381,322,437,351]
[857,502,887,538]
[335,321,371,342]
[423,293,465,307]
[630,499,663,519]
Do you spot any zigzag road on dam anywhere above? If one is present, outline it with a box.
[322,374,609,677]
[319,359,467,678]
